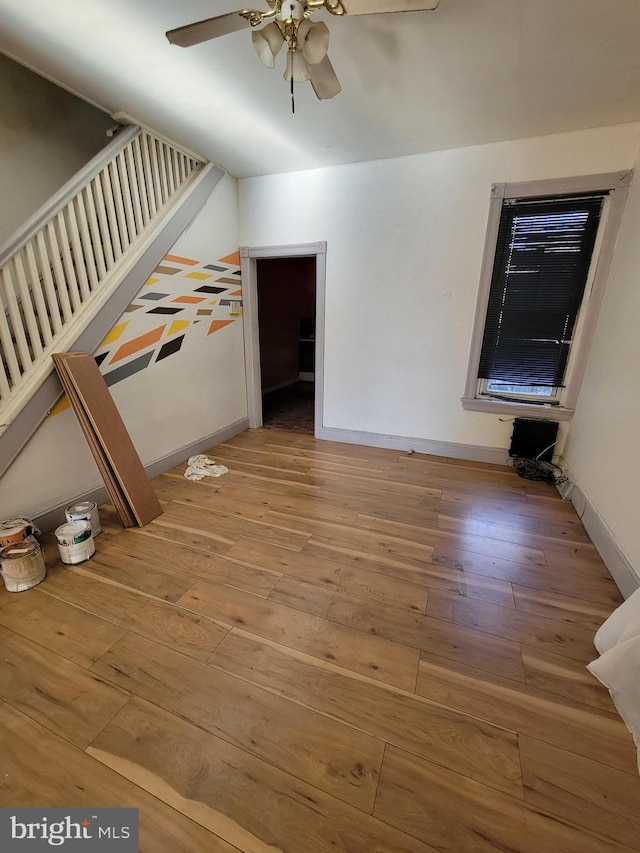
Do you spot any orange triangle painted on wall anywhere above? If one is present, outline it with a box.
[208,320,235,336]
[164,253,199,266]
[219,250,240,266]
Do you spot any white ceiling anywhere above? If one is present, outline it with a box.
[1,0,640,178]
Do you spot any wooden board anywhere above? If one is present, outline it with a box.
[0,633,129,748]
[53,353,134,525]
[177,578,421,691]
[57,352,161,525]
[519,735,640,850]
[374,745,626,853]
[209,631,523,797]
[416,653,637,776]
[266,574,525,682]
[425,588,597,663]
[0,587,127,668]
[52,353,134,526]
[53,352,161,526]
[91,632,384,811]
[88,696,435,853]
[41,564,228,662]
[225,537,430,612]
[0,705,236,852]
[104,530,281,597]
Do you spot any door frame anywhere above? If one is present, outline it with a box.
[239,241,326,436]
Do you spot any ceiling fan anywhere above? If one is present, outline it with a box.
[166,1,440,108]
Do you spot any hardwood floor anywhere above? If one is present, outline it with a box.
[1,427,638,853]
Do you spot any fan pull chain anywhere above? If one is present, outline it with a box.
[291,73,295,114]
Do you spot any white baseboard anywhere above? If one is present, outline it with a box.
[558,458,639,598]
[316,426,509,466]
[34,417,249,534]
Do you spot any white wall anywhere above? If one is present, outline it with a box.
[239,123,640,454]
[0,174,244,521]
[562,149,640,586]
[0,54,114,245]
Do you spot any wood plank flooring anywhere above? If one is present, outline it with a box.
[1,427,637,853]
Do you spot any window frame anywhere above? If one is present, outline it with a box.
[478,378,560,404]
[462,171,633,421]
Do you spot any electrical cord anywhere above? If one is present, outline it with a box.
[507,455,568,486]
[508,439,569,485]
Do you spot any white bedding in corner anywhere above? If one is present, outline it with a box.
[588,586,640,774]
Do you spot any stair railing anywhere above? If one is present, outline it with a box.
[0,124,205,431]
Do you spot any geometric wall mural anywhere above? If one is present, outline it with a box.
[49,250,242,417]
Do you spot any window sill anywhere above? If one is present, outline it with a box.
[461,397,575,421]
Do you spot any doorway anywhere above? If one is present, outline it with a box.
[240,242,326,436]
[257,256,316,433]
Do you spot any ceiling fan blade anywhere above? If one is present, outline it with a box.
[309,55,342,100]
[341,0,439,14]
[166,11,249,48]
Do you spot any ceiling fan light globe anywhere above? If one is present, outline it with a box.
[298,20,330,65]
[283,50,311,83]
[251,23,285,68]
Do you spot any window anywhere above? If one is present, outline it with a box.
[463,172,632,420]
[478,193,605,405]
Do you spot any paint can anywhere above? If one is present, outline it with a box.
[0,518,34,550]
[54,521,95,565]
[0,538,46,592]
[65,500,101,538]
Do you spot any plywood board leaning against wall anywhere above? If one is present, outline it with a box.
[52,353,162,528]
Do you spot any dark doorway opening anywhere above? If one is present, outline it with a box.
[256,256,316,434]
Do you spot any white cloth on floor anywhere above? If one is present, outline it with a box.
[588,586,640,774]
[593,586,640,652]
[184,454,229,481]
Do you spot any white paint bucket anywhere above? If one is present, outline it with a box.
[55,521,95,565]
[65,501,101,538]
[0,538,46,592]
[0,518,34,550]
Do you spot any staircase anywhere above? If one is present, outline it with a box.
[0,124,224,477]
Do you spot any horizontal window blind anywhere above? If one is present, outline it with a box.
[478,193,605,388]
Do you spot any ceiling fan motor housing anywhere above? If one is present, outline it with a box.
[279,1,306,21]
